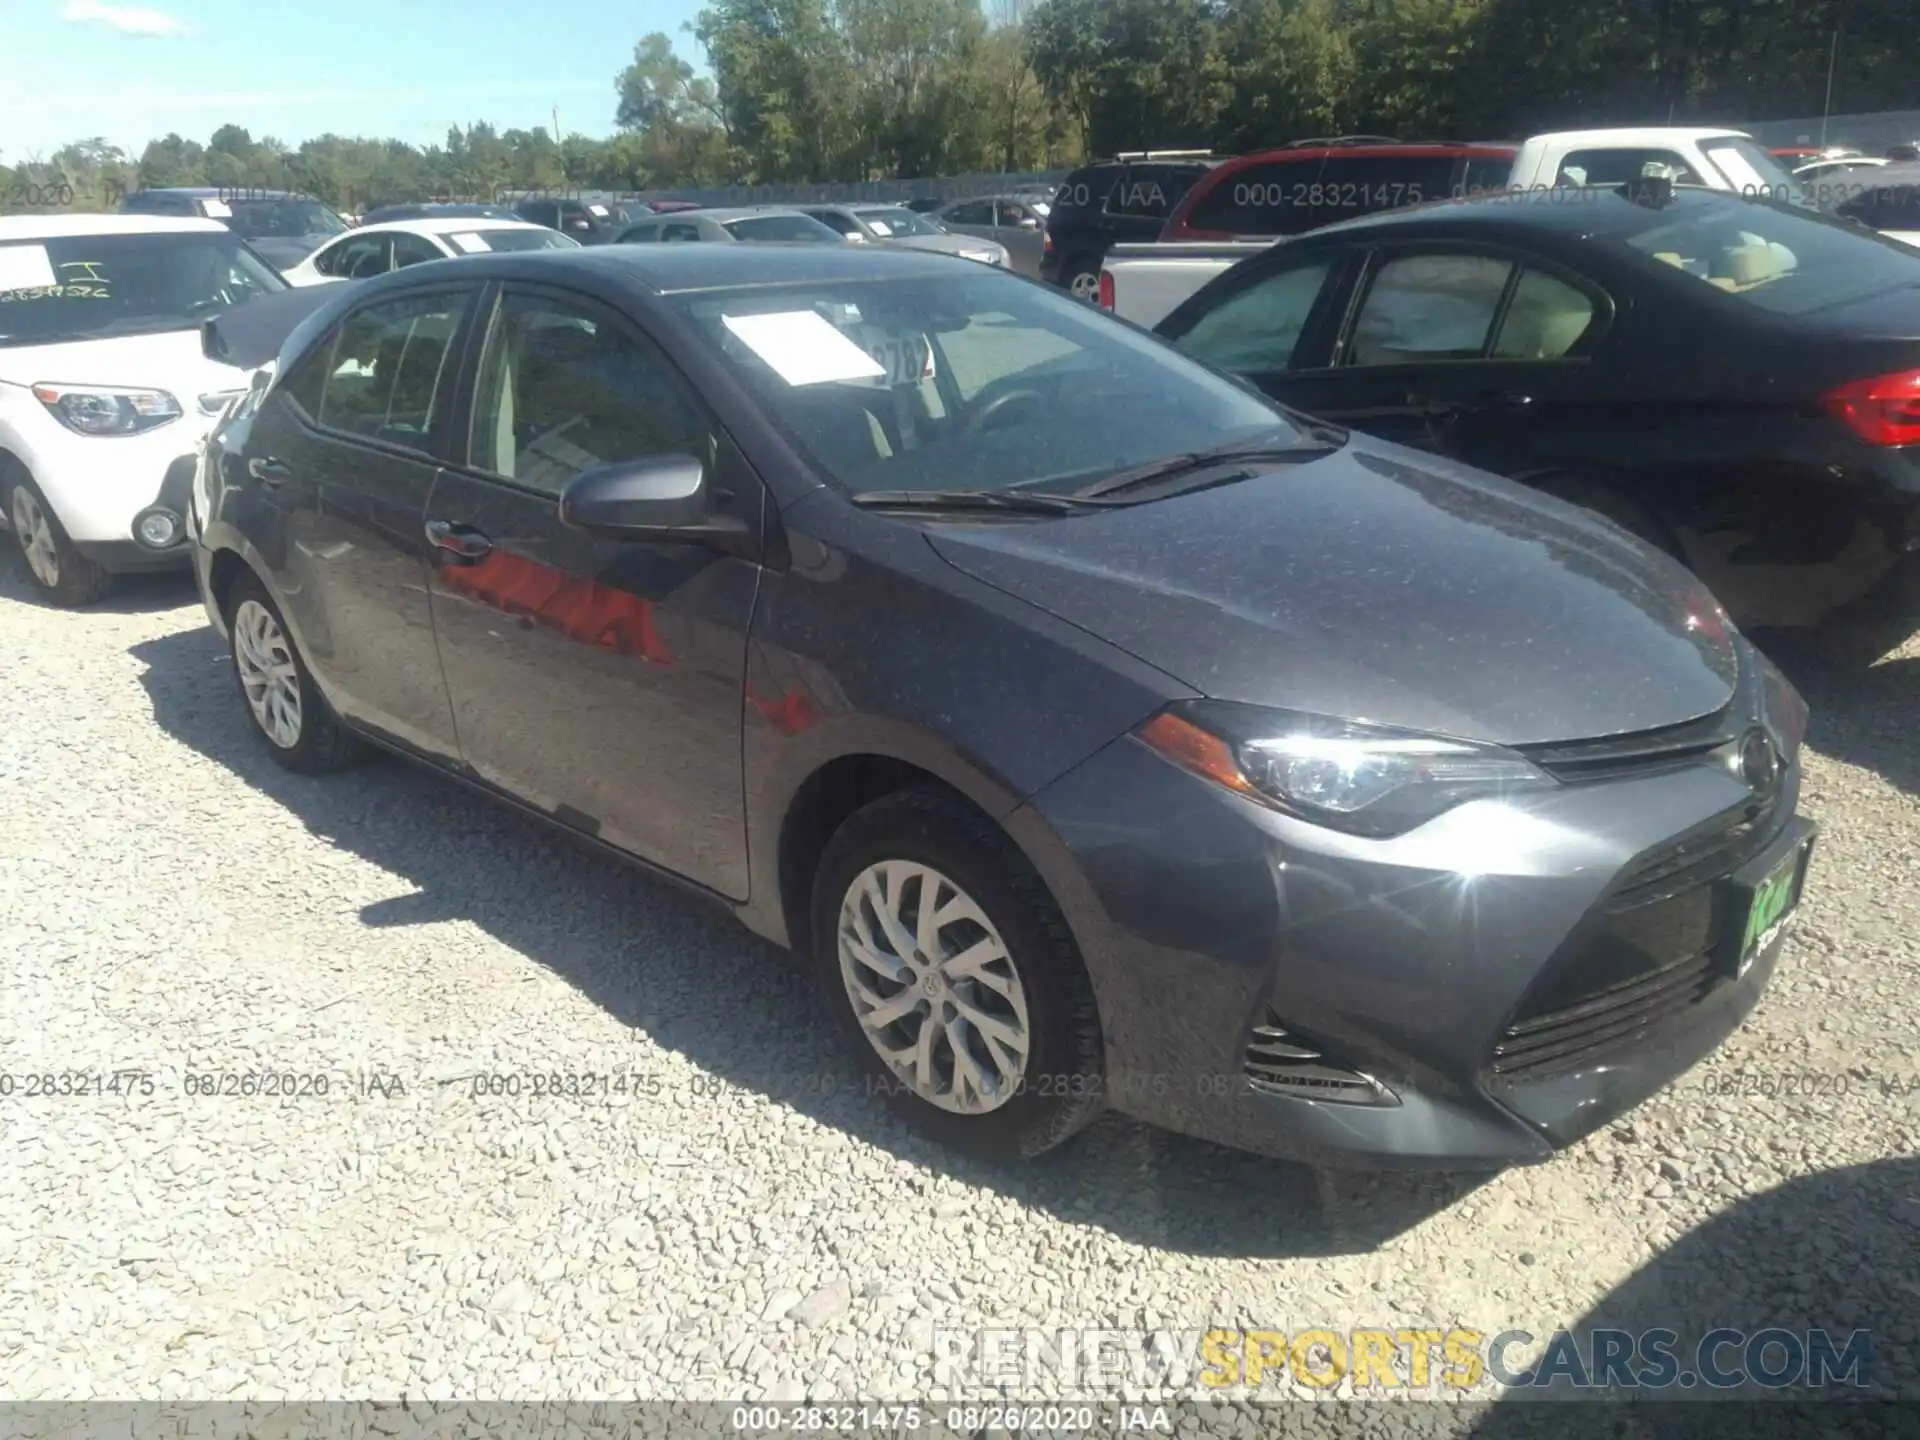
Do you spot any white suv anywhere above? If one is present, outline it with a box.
[0,215,282,604]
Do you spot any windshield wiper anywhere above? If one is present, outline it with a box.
[1073,440,1342,499]
[850,487,1113,516]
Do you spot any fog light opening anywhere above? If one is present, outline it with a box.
[133,507,184,549]
[1243,1008,1400,1107]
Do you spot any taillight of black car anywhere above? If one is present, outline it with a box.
[1822,369,1920,445]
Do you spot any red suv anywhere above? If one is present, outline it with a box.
[1158,139,1517,242]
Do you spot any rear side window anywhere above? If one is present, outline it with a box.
[1460,155,1515,197]
[315,234,391,279]
[1103,167,1193,221]
[1052,166,1121,216]
[661,222,703,243]
[1556,149,1704,186]
[1492,270,1597,359]
[1346,253,1515,366]
[317,291,467,452]
[1838,181,1920,231]
[810,210,860,236]
[1185,157,1321,236]
[619,224,661,243]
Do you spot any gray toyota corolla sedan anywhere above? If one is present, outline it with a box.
[188,244,1816,1169]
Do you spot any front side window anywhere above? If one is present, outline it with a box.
[469,295,709,496]
[316,291,467,452]
[675,269,1297,497]
[0,231,285,348]
[856,208,941,238]
[810,210,862,236]
[942,201,994,226]
[316,234,392,279]
[1345,252,1515,366]
[1170,259,1338,373]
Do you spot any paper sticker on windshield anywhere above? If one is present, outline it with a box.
[202,199,232,217]
[588,204,609,217]
[0,245,59,293]
[722,311,887,386]
[449,232,490,253]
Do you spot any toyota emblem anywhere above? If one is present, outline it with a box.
[1736,728,1780,795]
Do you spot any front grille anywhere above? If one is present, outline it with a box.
[1243,1010,1397,1106]
[1516,708,1739,785]
[1490,796,1789,1080]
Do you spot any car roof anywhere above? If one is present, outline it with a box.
[1536,127,1752,146]
[0,213,230,239]
[1297,184,1804,243]
[133,187,303,198]
[345,217,556,238]
[400,242,973,296]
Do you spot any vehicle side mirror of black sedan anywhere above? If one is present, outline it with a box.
[558,454,752,554]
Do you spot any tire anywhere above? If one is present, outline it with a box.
[810,785,1104,1161]
[5,474,112,607]
[1062,257,1102,302]
[1531,473,1683,561]
[224,571,363,774]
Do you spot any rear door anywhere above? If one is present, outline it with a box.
[421,282,763,896]
[236,283,481,761]
[1276,243,1609,458]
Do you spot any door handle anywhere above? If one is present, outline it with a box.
[248,456,292,487]
[424,518,493,561]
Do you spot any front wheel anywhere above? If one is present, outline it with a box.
[811,786,1105,1160]
[5,476,111,606]
[225,572,363,774]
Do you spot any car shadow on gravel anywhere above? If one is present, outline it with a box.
[1753,633,1920,800]
[1461,1155,1917,1437]
[131,625,1486,1260]
[0,548,200,614]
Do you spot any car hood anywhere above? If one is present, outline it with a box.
[0,326,249,398]
[925,442,1739,746]
[885,234,1002,259]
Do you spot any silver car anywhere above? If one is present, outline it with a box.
[612,206,844,245]
[800,205,1009,267]
[930,194,1052,277]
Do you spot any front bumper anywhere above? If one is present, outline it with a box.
[13,405,214,557]
[69,453,199,573]
[1020,701,1812,1169]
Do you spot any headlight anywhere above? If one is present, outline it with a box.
[1138,702,1557,838]
[32,384,182,437]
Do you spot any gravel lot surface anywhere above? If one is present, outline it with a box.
[1,556,1915,1432]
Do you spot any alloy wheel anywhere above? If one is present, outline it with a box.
[1070,272,1099,300]
[232,598,303,749]
[10,487,60,589]
[836,859,1032,1115]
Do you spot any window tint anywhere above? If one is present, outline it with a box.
[317,291,466,451]
[390,233,445,268]
[1460,155,1515,197]
[661,222,703,243]
[277,329,335,419]
[1556,149,1703,186]
[943,200,995,226]
[1308,156,1455,228]
[1491,269,1597,359]
[1172,260,1337,373]
[810,210,860,236]
[1052,166,1121,217]
[1103,166,1201,221]
[517,202,558,227]
[470,296,709,496]
[723,214,836,242]
[1185,158,1321,236]
[1837,181,1920,230]
[318,234,392,279]
[1346,253,1514,366]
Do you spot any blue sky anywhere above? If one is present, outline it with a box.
[0,0,709,160]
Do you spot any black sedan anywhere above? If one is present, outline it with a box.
[189,244,1814,1170]
[1155,185,1920,644]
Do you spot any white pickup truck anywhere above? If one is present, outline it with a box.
[1100,127,1809,328]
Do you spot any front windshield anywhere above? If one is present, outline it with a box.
[857,208,941,238]
[1615,193,1920,315]
[0,231,287,347]
[454,228,581,252]
[1702,137,1810,208]
[226,197,349,238]
[675,269,1297,496]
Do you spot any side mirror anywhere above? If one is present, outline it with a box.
[567,218,592,232]
[1017,215,1040,230]
[558,454,754,555]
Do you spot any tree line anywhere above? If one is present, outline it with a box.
[3,0,1915,212]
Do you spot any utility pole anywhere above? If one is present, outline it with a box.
[1818,24,1840,147]
[552,106,561,143]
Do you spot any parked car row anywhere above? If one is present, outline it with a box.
[0,189,1873,1179]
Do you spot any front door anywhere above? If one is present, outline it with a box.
[423,283,761,897]
[238,284,477,762]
